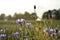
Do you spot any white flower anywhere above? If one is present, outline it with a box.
[0,29,5,33]
[0,29,3,32]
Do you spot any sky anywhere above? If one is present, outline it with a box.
[0,0,60,18]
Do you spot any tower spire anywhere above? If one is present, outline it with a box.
[34,5,36,13]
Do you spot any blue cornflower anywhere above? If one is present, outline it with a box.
[50,29,55,34]
[12,32,19,35]
[26,22,32,28]
[23,36,28,39]
[16,18,25,24]
[0,34,6,38]
[12,32,19,38]
[44,28,49,34]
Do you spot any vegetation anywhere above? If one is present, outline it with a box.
[0,11,38,20]
[42,9,60,20]
[0,9,60,40]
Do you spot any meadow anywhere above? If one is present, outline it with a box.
[0,20,60,40]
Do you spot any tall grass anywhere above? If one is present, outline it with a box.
[0,20,59,40]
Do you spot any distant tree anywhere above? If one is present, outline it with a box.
[47,10,52,19]
[42,10,53,19]
[13,12,23,20]
[7,15,12,20]
[24,11,31,20]
[55,10,60,19]
[30,12,38,20]
[18,13,24,18]
[0,13,5,20]
[13,11,38,20]
[42,9,60,20]
[42,12,48,19]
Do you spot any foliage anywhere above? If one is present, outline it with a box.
[0,20,59,40]
[42,9,60,20]
[0,13,6,20]
[0,11,38,20]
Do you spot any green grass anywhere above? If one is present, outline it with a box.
[0,20,60,40]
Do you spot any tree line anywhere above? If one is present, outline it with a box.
[0,9,60,20]
[42,9,60,20]
[0,11,38,20]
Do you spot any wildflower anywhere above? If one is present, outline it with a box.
[26,22,31,26]
[15,32,19,35]
[0,29,3,32]
[19,28,22,31]
[12,32,19,38]
[50,29,55,34]
[12,32,19,35]
[16,18,25,24]
[0,34,6,38]
[23,36,28,39]
[50,29,56,37]
[44,28,49,34]
[0,29,5,33]
[26,22,32,28]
